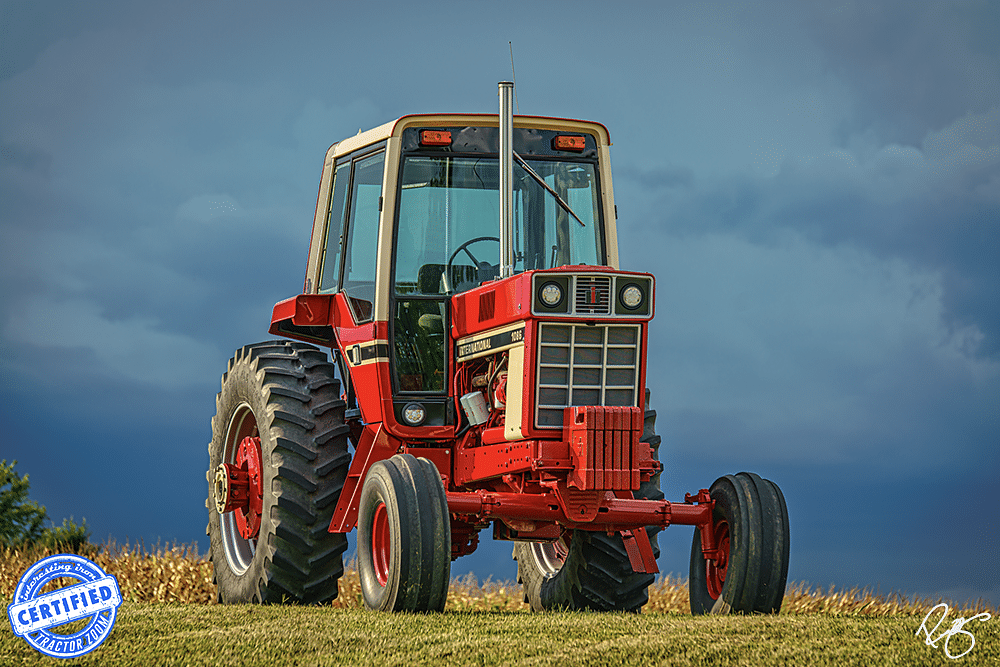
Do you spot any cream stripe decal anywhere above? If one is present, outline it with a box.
[345,340,390,367]
[455,323,525,363]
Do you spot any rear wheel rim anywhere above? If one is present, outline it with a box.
[221,403,258,575]
[529,535,571,577]
[705,520,730,600]
[233,436,263,540]
[371,502,391,587]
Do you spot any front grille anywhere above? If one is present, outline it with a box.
[535,323,640,428]
[574,276,611,315]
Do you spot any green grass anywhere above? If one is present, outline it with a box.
[3,545,996,665]
[2,603,998,666]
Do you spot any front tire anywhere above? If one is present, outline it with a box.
[513,392,663,611]
[689,472,790,614]
[206,341,351,603]
[357,454,451,612]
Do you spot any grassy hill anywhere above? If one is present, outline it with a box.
[2,544,996,665]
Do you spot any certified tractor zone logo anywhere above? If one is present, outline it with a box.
[7,554,122,659]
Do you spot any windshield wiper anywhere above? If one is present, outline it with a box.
[512,152,586,227]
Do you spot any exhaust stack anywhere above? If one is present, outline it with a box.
[499,81,515,278]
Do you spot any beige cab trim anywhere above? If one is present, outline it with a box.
[504,344,527,441]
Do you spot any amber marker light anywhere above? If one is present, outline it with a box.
[420,130,452,146]
[552,135,586,152]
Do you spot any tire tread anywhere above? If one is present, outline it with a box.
[207,340,350,605]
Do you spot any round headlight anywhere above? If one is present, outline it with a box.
[540,281,564,307]
[401,402,426,426]
[620,284,644,310]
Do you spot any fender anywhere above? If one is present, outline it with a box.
[269,294,335,345]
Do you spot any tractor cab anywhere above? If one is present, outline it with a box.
[271,110,641,441]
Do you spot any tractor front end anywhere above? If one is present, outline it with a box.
[446,269,660,539]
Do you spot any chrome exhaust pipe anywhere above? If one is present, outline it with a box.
[498,81,515,278]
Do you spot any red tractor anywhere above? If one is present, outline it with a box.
[206,83,789,613]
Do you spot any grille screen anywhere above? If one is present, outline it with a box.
[574,276,612,315]
[535,323,640,427]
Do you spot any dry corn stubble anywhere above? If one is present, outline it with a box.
[2,543,995,616]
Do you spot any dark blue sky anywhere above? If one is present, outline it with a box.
[2,1,997,606]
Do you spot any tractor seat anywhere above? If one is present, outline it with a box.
[417,312,444,334]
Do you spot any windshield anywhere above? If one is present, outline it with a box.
[393,156,604,295]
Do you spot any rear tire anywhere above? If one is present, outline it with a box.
[206,341,350,604]
[513,391,663,612]
[357,454,451,611]
[689,472,789,614]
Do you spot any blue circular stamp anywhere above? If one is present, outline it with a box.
[6,553,122,659]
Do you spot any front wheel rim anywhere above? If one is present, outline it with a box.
[705,520,730,600]
[371,502,391,587]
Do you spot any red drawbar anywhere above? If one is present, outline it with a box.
[566,406,643,490]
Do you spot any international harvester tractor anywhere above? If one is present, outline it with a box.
[207,83,790,613]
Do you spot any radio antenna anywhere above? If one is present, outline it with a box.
[509,41,519,114]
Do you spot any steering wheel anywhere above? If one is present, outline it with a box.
[445,236,501,293]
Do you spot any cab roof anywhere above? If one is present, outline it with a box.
[331,114,612,160]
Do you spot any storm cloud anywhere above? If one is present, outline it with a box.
[1,1,996,605]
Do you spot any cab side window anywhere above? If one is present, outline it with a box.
[318,162,351,293]
[317,149,385,323]
[341,151,385,322]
